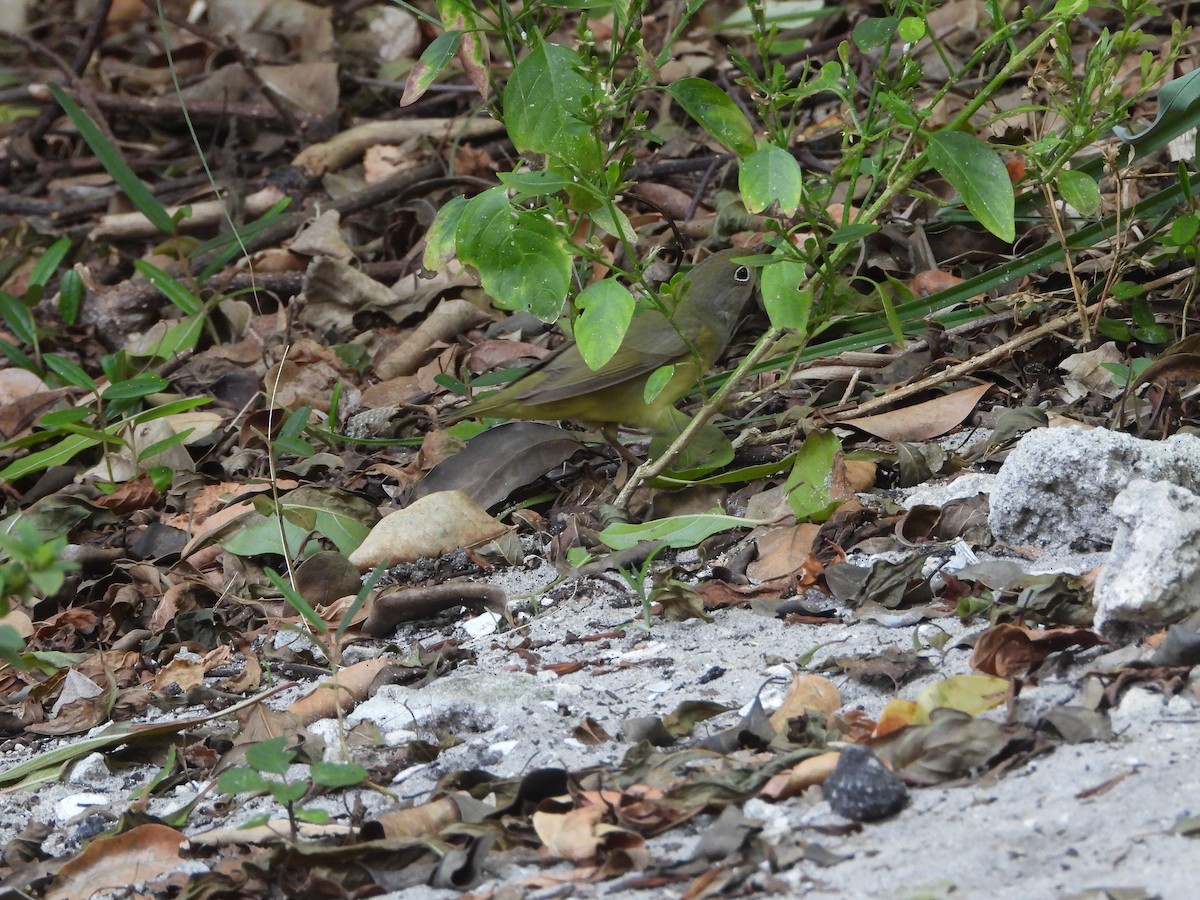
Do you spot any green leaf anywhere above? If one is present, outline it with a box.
[1057,169,1101,217]
[269,781,308,805]
[739,144,804,215]
[761,256,812,332]
[401,31,462,106]
[43,354,97,392]
[29,238,72,289]
[898,16,926,42]
[0,434,101,483]
[245,736,293,775]
[496,170,577,200]
[599,511,761,551]
[59,268,82,325]
[424,196,467,271]
[853,17,898,51]
[643,365,674,404]
[310,761,369,788]
[456,187,572,321]
[927,131,1015,242]
[503,39,600,175]
[218,767,268,794]
[667,78,757,158]
[47,84,175,235]
[101,373,167,402]
[294,807,332,824]
[0,291,35,345]
[784,430,842,521]
[133,260,201,315]
[574,279,635,371]
[1114,69,1200,162]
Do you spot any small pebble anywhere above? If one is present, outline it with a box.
[823,746,907,822]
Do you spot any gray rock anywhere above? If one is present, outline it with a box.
[988,427,1200,551]
[1093,479,1200,641]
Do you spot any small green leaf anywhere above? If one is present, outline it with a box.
[784,430,842,521]
[294,807,332,824]
[599,511,762,551]
[310,762,369,788]
[574,279,635,371]
[401,31,462,106]
[667,78,757,158]
[101,373,167,402]
[644,365,675,404]
[29,238,72,289]
[1111,281,1144,300]
[269,781,308,805]
[218,767,268,794]
[898,16,926,42]
[133,260,201,315]
[43,354,97,392]
[59,268,82,325]
[0,291,35,345]
[1057,169,1102,217]
[1169,214,1200,245]
[245,737,294,775]
[761,257,812,332]
[48,84,175,235]
[739,144,804,215]
[423,195,467,271]
[927,131,1015,242]
[853,17,898,51]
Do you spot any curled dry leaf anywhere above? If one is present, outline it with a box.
[769,672,841,731]
[846,382,992,442]
[348,489,508,570]
[46,823,185,900]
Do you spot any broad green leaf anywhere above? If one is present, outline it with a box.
[644,365,674,404]
[503,39,600,175]
[853,16,897,51]
[739,144,804,215]
[1057,169,1101,217]
[310,762,369,788]
[456,187,572,321]
[761,256,812,332]
[47,84,175,235]
[217,767,267,793]
[401,31,462,106]
[496,170,577,200]
[574,279,635,371]
[245,736,294,775]
[784,430,841,521]
[599,511,762,551]
[667,78,757,158]
[898,16,926,42]
[927,131,1015,242]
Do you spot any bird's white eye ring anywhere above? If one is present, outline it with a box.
[734,265,751,283]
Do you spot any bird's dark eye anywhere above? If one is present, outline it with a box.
[734,266,751,283]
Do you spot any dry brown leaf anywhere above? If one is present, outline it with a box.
[747,523,820,582]
[846,383,992,442]
[759,751,840,800]
[970,623,1107,677]
[369,796,462,839]
[47,824,185,900]
[348,490,509,569]
[769,672,841,731]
